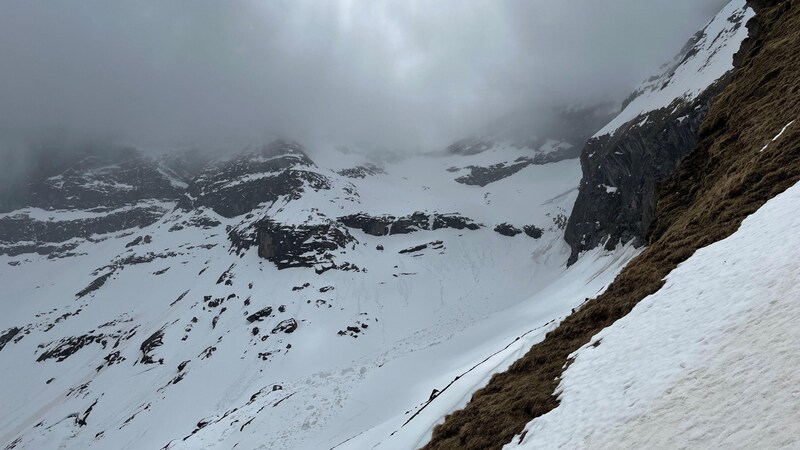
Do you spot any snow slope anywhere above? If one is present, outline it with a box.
[595,0,753,137]
[0,140,637,450]
[508,181,800,449]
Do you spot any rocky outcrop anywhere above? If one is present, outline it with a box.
[564,3,751,264]
[140,329,165,365]
[0,146,184,256]
[398,241,444,254]
[0,327,21,353]
[38,333,109,363]
[523,225,543,239]
[246,308,273,323]
[253,219,356,270]
[493,223,522,237]
[182,140,329,218]
[454,148,580,187]
[339,212,481,236]
[336,164,385,179]
[22,147,183,212]
[564,85,723,263]
[0,204,170,256]
[271,319,298,334]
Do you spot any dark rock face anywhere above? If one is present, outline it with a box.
[455,161,530,187]
[76,272,114,298]
[564,81,728,264]
[22,147,183,212]
[271,318,297,334]
[246,307,273,323]
[140,329,165,364]
[494,223,522,237]
[0,205,168,256]
[0,327,21,352]
[125,235,152,248]
[337,164,385,179]
[37,334,108,362]
[181,140,327,218]
[455,148,581,187]
[399,240,444,254]
[253,220,356,270]
[339,212,480,236]
[523,225,544,239]
[167,212,221,232]
[0,146,181,256]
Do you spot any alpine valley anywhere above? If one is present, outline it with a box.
[3,1,800,449]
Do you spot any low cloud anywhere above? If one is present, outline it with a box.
[0,0,730,152]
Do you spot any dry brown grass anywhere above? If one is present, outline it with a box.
[423,2,800,449]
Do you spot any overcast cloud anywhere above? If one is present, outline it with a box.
[0,0,729,151]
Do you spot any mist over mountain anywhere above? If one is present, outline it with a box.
[0,0,726,150]
[5,1,798,450]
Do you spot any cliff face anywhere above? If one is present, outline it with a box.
[425,0,800,448]
[564,2,752,263]
[564,86,719,262]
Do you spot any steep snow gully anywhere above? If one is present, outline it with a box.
[2,0,800,449]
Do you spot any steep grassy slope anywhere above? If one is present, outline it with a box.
[424,1,800,448]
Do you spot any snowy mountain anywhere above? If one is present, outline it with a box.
[0,134,636,449]
[565,0,753,263]
[426,0,800,448]
[4,0,800,449]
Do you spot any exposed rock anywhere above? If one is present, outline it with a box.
[20,146,182,212]
[180,140,329,218]
[0,327,22,352]
[76,272,115,298]
[432,214,482,231]
[139,329,165,364]
[37,334,107,362]
[0,205,169,256]
[253,220,356,270]
[125,235,152,248]
[292,283,310,292]
[246,307,273,323]
[454,147,579,187]
[271,319,298,334]
[564,85,723,263]
[523,225,544,239]
[337,164,385,178]
[399,240,443,254]
[167,213,221,232]
[563,7,750,263]
[494,223,522,237]
[199,346,217,359]
[339,212,480,236]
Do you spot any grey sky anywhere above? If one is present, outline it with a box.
[0,0,730,151]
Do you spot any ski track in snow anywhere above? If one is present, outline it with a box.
[508,181,800,450]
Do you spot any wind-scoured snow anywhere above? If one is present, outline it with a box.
[508,181,800,450]
[595,0,753,137]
